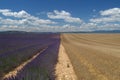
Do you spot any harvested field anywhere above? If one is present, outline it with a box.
[61,34,120,80]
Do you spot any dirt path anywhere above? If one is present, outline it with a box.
[2,47,47,80]
[55,44,77,80]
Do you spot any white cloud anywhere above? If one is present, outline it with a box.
[79,22,120,31]
[0,9,56,25]
[97,24,120,31]
[0,9,58,32]
[79,23,97,31]
[0,9,30,18]
[0,18,21,25]
[100,8,120,16]
[47,10,82,23]
[90,17,120,23]
[81,8,120,31]
[88,8,120,31]
[90,8,120,23]
[0,8,120,32]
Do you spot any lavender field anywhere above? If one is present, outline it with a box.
[0,32,60,80]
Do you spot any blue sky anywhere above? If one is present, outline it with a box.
[0,0,120,32]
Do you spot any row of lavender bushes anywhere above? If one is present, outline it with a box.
[0,33,60,79]
[4,35,60,80]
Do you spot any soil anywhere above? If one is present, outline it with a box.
[55,44,77,80]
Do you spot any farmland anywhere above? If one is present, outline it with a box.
[61,34,120,80]
[0,32,120,80]
[0,32,60,80]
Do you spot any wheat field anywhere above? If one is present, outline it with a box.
[61,34,120,80]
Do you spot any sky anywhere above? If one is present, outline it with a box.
[0,0,120,32]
